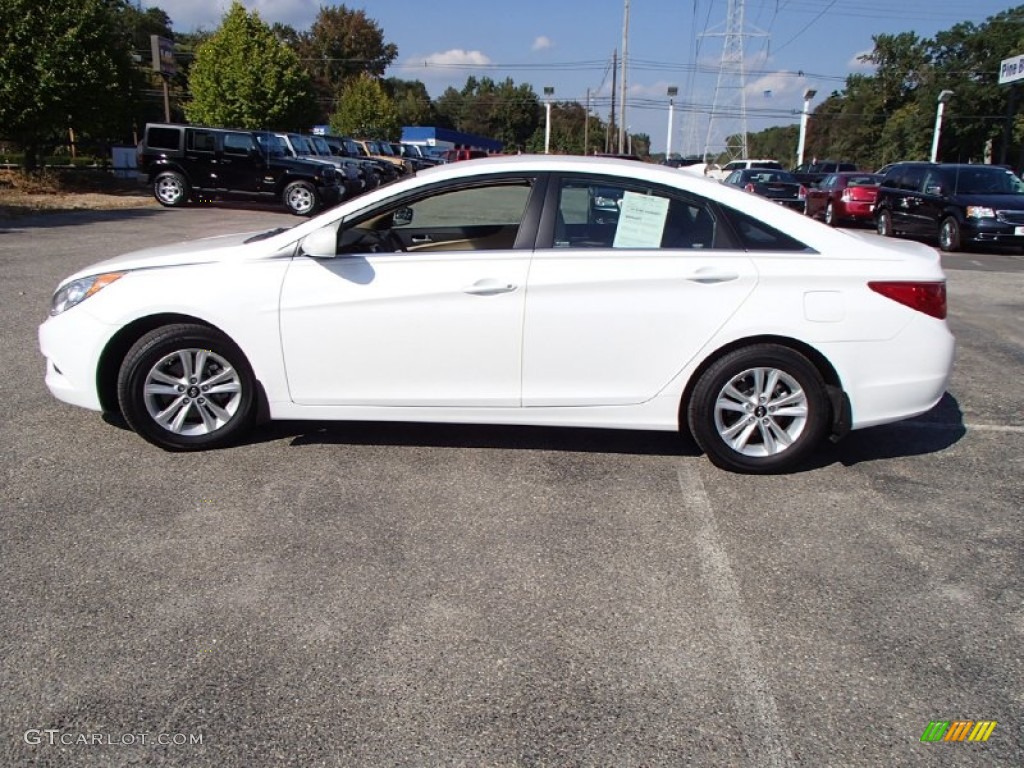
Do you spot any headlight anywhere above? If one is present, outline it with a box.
[50,272,124,316]
[966,206,995,219]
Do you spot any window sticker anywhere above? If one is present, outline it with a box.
[612,191,669,248]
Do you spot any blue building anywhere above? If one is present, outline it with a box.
[401,126,502,153]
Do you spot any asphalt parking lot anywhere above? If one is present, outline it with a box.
[1,205,1021,767]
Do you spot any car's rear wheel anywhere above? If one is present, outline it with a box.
[283,181,320,216]
[825,202,837,227]
[876,209,893,237]
[153,171,189,207]
[939,217,962,252]
[117,324,256,451]
[687,345,830,474]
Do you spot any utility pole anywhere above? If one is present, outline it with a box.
[608,49,617,154]
[584,88,590,155]
[618,0,630,154]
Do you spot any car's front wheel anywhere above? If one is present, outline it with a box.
[939,217,962,252]
[153,171,189,207]
[876,208,893,237]
[117,324,256,451]
[283,181,320,216]
[687,344,830,474]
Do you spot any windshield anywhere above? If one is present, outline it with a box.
[949,167,1024,195]
[310,136,333,155]
[254,133,286,157]
[373,141,396,156]
[290,135,315,155]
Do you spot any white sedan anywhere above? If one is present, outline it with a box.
[39,156,954,473]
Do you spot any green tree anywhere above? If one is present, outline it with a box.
[329,74,399,139]
[185,2,318,130]
[0,0,136,170]
[384,77,435,127]
[296,5,398,121]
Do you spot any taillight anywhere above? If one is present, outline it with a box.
[798,185,807,200]
[744,183,756,193]
[841,189,852,201]
[868,281,946,319]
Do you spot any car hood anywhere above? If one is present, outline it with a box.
[60,230,282,285]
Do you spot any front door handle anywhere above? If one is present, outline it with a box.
[686,268,739,284]
[463,279,517,295]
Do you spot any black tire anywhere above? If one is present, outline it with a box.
[283,180,320,216]
[939,216,961,252]
[117,324,256,451]
[686,344,831,474]
[825,201,837,227]
[153,171,190,208]
[876,208,893,237]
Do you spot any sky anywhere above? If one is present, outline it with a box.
[142,0,1017,156]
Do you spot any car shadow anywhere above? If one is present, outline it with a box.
[801,392,966,470]
[252,420,699,457]
[101,393,966,468]
[0,207,165,232]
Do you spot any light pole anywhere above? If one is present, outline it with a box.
[544,86,554,154]
[796,88,816,168]
[930,90,954,163]
[666,86,678,159]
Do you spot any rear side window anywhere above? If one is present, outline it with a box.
[552,177,719,250]
[719,208,811,252]
[187,130,217,153]
[146,127,181,151]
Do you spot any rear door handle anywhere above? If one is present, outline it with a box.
[463,279,517,295]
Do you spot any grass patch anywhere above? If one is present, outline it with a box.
[0,168,155,217]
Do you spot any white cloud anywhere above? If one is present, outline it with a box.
[395,49,495,90]
[744,71,807,102]
[143,0,319,32]
[848,49,877,71]
[532,36,553,51]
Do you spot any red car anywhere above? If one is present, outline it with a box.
[805,172,882,226]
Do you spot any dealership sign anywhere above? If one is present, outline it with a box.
[150,35,176,77]
[998,53,1024,85]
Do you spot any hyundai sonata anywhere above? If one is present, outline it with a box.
[39,156,954,473]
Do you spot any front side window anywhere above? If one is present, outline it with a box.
[553,178,718,250]
[338,179,534,254]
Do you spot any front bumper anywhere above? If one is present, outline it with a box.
[38,309,115,412]
[963,218,1024,246]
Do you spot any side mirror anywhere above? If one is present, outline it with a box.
[301,222,340,259]
[393,207,414,226]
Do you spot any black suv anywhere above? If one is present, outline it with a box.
[874,162,1024,251]
[791,160,858,187]
[137,123,342,215]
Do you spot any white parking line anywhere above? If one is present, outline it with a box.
[901,421,1024,433]
[676,463,793,768]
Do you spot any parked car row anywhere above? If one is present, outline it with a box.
[136,123,422,216]
[703,156,1024,252]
